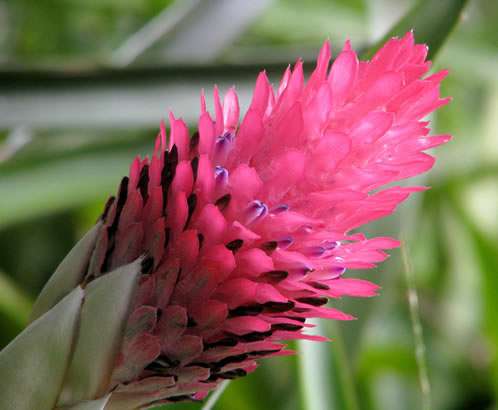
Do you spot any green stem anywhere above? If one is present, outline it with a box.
[298,319,359,410]
[329,321,359,410]
[297,320,332,410]
[201,380,230,410]
[401,242,432,410]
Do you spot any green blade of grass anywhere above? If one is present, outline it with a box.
[0,269,33,328]
[361,0,470,61]
[401,242,432,410]
[298,319,359,410]
[297,320,333,410]
[201,380,231,410]
[445,186,498,400]
[0,141,150,229]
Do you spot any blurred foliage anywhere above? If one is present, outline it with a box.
[0,0,497,409]
[360,0,469,61]
[2,0,173,62]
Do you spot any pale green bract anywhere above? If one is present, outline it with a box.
[0,227,142,410]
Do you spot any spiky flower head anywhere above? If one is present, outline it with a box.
[26,32,451,409]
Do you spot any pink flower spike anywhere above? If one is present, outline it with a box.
[53,34,452,407]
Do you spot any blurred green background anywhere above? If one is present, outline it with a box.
[0,0,497,409]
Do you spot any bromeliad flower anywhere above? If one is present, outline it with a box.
[0,31,451,410]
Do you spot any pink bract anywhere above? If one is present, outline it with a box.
[90,32,451,407]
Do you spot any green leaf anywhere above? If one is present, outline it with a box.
[0,268,33,328]
[297,320,334,410]
[64,394,111,410]
[298,320,359,410]
[0,286,84,410]
[356,345,418,408]
[361,0,469,61]
[201,380,231,410]
[401,243,432,410]
[0,143,146,230]
[29,221,103,324]
[445,187,498,399]
[57,258,143,407]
